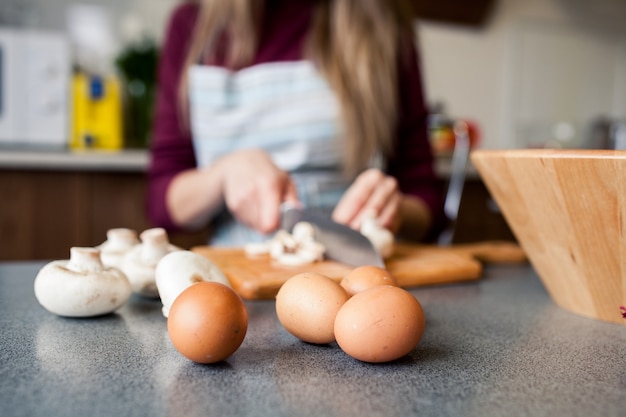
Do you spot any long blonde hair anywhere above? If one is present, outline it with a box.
[181,0,415,176]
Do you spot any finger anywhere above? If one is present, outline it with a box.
[332,169,381,225]
[258,172,301,233]
[282,177,301,206]
[377,192,402,232]
[258,197,281,233]
[256,178,285,234]
[351,175,398,229]
[333,191,368,227]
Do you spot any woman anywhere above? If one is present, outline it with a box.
[147,0,446,246]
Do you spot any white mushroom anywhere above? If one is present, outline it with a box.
[121,228,180,298]
[360,212,394,259]
[34,247,132,317]
[244,222,326,266]
[155,250,231,317]
[291,221,315,242]
[243,241,272,256]
[281,238,325,265]
[269,230,298,259]
[96,228,140,269]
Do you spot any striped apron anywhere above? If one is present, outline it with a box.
[188,60,350,246]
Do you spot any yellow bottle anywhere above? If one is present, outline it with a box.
[71,72,124,150]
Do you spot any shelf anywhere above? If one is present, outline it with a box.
[0,148,148,172]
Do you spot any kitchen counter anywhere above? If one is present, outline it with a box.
[1,262,624,417]
[0,148,148,172]
[0,148,476,178]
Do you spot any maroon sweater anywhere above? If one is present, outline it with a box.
[147,1,446,241]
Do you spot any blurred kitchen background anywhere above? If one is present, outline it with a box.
[1,0,625,151]
[0,0,625,260]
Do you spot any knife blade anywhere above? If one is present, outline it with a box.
[280,204,385,268]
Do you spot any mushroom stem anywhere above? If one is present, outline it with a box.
[66,247,105,273]
[121,228,180,298]
[97,228,140,269]
[139,228,170,265]
[106,228,139,249]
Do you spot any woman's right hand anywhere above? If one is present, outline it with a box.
[218,149,299,234]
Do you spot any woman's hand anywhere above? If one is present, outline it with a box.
[332,168,402,232]
[219,149,299,234]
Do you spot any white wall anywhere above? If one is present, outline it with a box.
[3,0,625,149]
[417,0,626,149]
[0,0,177,44]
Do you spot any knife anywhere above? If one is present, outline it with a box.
[280,204,385,268]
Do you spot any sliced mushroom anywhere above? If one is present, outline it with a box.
[243,241,272,256]
[244,222,326,266]
[121,228,180,298]
[34,247,132,317]
[155,250,231,317]
[96,228,140,269]
[291,221,315,242]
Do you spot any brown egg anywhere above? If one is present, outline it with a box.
[334,285,425,363]
[167,282,248,363]
[340,265,398,296]
[275,272,349,344]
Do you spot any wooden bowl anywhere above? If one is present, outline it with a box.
[471,149,626,325]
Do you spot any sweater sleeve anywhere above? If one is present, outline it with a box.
[146,3,199,231]
[387,41,448,242]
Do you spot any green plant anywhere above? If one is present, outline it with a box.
[115,38,159,148]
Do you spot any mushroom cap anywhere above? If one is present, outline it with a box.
[155,250,230,317]
[121,250,160,297]
[34,248,132,317]
[121,228,181,298]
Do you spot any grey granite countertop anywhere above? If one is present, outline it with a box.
[1,262,624,417]
[0,149,148,172]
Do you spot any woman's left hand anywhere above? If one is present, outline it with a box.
[332,168,402,233]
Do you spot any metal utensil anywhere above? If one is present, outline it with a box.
[280,204,385,268]
[438,120,471,245]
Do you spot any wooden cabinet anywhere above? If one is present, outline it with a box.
[0,167,514,261]
[0,169,209,261]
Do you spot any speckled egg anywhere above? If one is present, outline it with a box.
[275,272,349,344]
[334,285,425,363]
[340,265,398,296]
[167,282,248,364]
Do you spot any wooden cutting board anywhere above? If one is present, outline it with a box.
[192,241,526,300]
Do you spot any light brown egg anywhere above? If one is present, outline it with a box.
[334,285,425,363]
[340,265,398,296]
[167,282,248,364]
[275,272,349,344]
